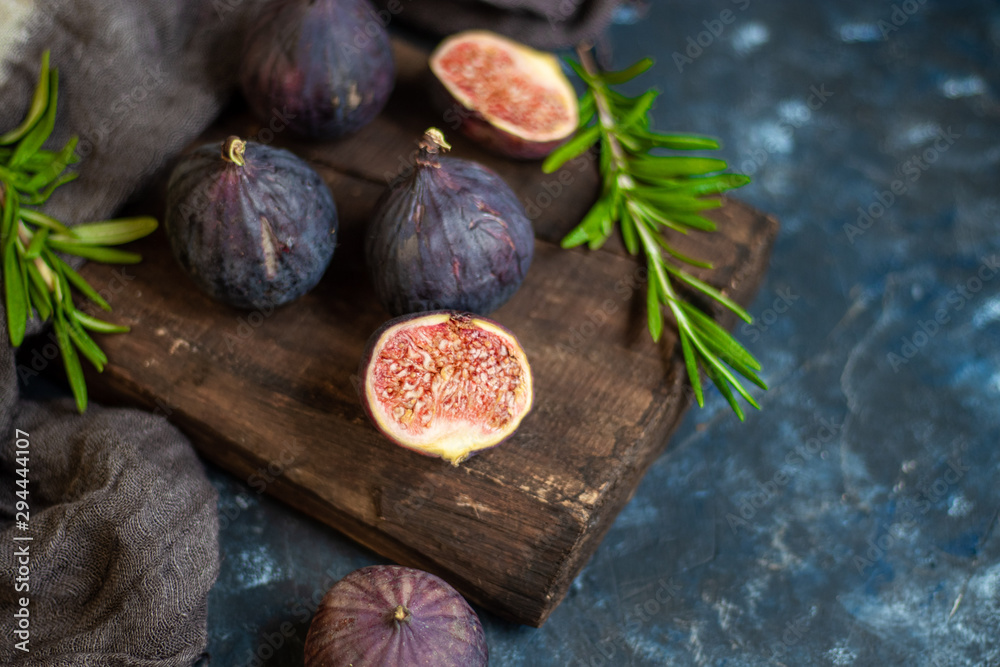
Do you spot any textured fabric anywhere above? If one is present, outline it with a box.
[0,400,220,666]
[374,0,619,48]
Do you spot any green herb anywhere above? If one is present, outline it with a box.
[544,48,765,419]
[0,51,157,412]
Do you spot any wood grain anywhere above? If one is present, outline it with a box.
[78,37,779,626]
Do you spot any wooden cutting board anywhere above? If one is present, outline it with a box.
[79,39,778,626]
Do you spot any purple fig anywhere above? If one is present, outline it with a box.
[164,136,337,309]
[304,565,489,666]
[239,0,395,139]
[365,128,534,317]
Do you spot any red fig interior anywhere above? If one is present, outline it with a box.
[363,313,533,464]
[430,31,578,142]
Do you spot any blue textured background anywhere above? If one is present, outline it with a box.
[205,1,1000,664]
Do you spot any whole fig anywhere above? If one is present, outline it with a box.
[365,128,534,316]
[239,0,395,139]
[165,136,337,309]
[304,565,489,667]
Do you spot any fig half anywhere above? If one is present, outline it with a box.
[430,30,579,159]
[360,311,533,465]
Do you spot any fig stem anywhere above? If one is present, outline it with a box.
[392,604,411,623]
[222,136,247,167]
[417,127,451,167]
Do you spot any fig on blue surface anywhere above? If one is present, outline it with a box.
[359,310,533,465]
[164,136,337,310]
[304,564,489,667]
[365,128,534,317]
[239,0,395,139]
[430,30,578,159]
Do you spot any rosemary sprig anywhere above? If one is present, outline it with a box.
[1,51,157,412]
[544,48,766,419]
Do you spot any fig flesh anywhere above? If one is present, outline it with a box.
[366,128,534,317]
[164,136,338,309]
[360,310,533,465]
[239,0,395,139]
[430,30,579,159]
[304,565,488,667]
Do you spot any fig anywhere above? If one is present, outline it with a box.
[165,136,337,309]
[239,0,395,139]
[359,310,533,465]
[366,128,534,317]
[304,565,488,667]
[430,30,579,159]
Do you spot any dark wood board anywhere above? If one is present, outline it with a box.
[78,38,779,626]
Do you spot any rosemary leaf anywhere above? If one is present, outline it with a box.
[24,226,48,259]
[0,51,50,145]
[4,243,27,345]
[46,240,142,264]
[542,125,600,173]
[11,70,59,167]
[61,216,158,246]
[53,313,87,413]
[72,310,129,334]
[599,57,654,85]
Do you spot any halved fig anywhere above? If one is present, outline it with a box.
[360,311,533,465]
[430,30,579,160]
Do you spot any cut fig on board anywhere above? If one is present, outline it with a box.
[430,30,579,159]
[360,311,533,465]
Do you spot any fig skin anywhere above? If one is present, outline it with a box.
[430,30,578,160]
[304,565,489,667]
[164,136,338,310]
[359,310,534,465]
[239,0,395,139]
[366,129,534,317]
